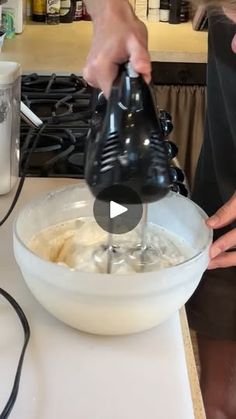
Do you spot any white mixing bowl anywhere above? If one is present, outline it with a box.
[13,185,212,335]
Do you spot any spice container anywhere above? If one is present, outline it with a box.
[74,0,83,20]
[147,0,160,22]
[82,3,91,20]
[159,0,170,22]
[180,0,189,22]
[46,0,60,24]
[60,0,76,23]
[169,0,181,23]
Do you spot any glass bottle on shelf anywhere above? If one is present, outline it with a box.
[82,2,91,20]
[159,0,170,22]
[32,0,46,22]
[46,0,60,24]
[60,0,77,23]
[180,0,189,22]
[74,0,83,21]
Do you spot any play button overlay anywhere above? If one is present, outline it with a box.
[93,185,143,234]
[110,201,128,219]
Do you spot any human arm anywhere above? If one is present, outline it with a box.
[83,0,151,97]
[207,192,236,269]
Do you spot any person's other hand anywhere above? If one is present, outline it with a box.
[83,2,151,97]
[207,192,236,269]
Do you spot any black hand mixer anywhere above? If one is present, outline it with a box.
[85,63,174,273]
[85,63,172,203]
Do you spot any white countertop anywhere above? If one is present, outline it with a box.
[0,178,195,419]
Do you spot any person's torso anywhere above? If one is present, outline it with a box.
[197,13,236,205]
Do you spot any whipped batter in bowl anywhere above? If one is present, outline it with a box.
[29,218,195,274]
[13,185,212,335]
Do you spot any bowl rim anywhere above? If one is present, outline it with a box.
[13,185,213,279]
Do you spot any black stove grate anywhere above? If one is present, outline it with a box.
[21,73,89,95]
[20,73,99,178]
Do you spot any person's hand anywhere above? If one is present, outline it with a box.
[207,192,236,269]
[83,1,151,97]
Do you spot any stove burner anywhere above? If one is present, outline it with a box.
[24,99,72,120]
[20,122,88,178]
[19,75,86,178]
[22,74,95,127]
[22,73,88,94]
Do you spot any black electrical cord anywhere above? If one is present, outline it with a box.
[0,123,47,417]
[0,123,47,226]
[0,288,30,419]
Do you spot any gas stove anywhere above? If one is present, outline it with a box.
[20,73,95,178]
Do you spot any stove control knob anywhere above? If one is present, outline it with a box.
[159,110,173,137]
[171,182,189,197]
[169,166,185,183]
[165,141,178,160]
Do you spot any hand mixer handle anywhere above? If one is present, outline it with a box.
[85,62,172,203]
